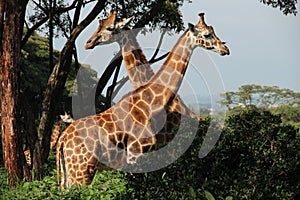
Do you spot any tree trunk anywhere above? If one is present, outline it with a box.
[0,0,30,186]
[33,0,107,178]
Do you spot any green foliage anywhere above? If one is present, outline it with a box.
[118,118,213,199]
[118,106,299,199]
[260,0,298,15]
[19,30,98,116]
[0,106,298,199]
[101,0,185,33]
[219,84,300,108]
[271,105,300,132]
[200,106,299,199]
[27,0,71,38]
[21,31,56,94]
[0,167,128,200]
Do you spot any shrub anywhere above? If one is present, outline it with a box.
[0,106,298,199]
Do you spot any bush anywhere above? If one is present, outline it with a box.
[120,106,299,199]
[199,106,300,199]
[0,168,128,199]
[0,106,298,199]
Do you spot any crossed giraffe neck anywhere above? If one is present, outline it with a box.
[57,13,229,188]
[85,10,203,121]
[119,30,154,89]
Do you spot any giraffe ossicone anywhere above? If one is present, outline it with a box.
[57,12,229,189]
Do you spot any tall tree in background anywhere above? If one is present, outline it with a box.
[0,0,31,186]
[33,0,107,179]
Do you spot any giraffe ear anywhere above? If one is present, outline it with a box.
[188,23,199,36]
[116,16,134,29]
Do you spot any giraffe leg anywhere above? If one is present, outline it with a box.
[126,132,156,164]
[69,163,96,186]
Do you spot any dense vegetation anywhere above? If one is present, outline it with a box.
[1,106,298,199]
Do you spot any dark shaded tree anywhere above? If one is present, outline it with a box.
[0,0,31,186]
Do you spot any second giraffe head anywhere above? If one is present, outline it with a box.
[85,10,133,49]
[85,11,229,56]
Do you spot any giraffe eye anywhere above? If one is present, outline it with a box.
[107,26,115,31]
[204,33,212,39]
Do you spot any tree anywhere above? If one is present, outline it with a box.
[260,0,298,15]
[0,0,31,186]
[219,84,300,108]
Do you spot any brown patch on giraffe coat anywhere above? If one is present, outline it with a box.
[67,124,75,132]
[142,90,154,104]
[104,122,115,133]
[74,146,81,154]
[101,113,112,122]
[149,84,164,96]
[152,95,163,106]
[76,171,83,177]
[160,72,171,84]
[136,100,150,116]
[82,146,87,154]
[108,135,116,145]
[85,137,94,151]
[124,54,135,69]
[115,132,124,142]
[73,136,82,146]
[85,118,95,127]
[78,128,87,138]
[131,123,143,137]
[131,106,147,124]
[66,139,74,148]
[129,141,142,153]
[76,121,84,129]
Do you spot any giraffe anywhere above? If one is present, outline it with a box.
[24,112,74,166]
[85,10,204,123]
[50,112,75,149]
[57,12,229,188]
[85,10,204,147]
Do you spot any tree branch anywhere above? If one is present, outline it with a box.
[149,29,167,63]
[21,0,79,48]
[149,52,169,64]
[111,76,129,100]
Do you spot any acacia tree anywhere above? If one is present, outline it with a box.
[219,84,300,108]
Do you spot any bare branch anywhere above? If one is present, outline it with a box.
[22,0,79,47]
[149,29,167,63]
[111,76,129,100]
[149,52,169,64]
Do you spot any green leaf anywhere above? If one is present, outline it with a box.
[204,190,215,200]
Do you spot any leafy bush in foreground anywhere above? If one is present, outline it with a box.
[0,106,298,199]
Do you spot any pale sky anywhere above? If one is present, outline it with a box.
[52,0,300,104]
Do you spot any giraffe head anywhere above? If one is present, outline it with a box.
[188,13,230,56]
[60,112,75,123]
[85,10,133,49]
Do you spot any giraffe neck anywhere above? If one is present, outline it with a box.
[120,31,154,89]
[50,120,63,149]
[146,29,195,106]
